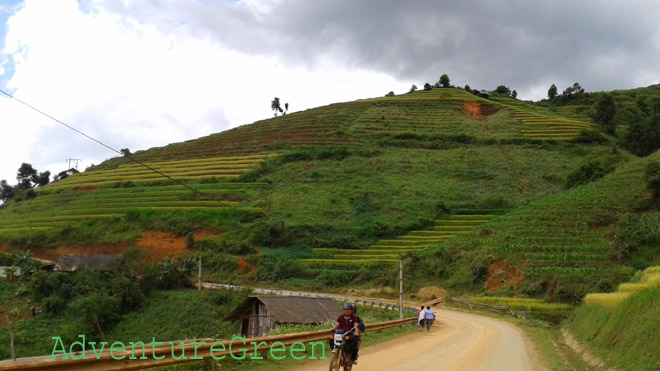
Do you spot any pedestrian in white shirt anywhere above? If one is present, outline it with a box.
[417,305,425,330]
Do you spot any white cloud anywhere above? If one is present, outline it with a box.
[0,0,407,183]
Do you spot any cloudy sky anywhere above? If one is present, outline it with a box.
[1,0,659,184]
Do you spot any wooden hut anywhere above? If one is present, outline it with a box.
[225,296,341,337]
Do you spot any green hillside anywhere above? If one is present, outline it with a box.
[406,149,658,302]
[0,86,641,299]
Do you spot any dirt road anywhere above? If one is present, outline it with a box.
[291,307,545,371]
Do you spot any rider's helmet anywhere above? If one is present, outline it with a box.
[349,303,357,312]
[343,303,352,310]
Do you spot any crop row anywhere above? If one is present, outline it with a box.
[466,296,573,312]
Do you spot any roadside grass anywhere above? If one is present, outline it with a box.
[566,284,660,370]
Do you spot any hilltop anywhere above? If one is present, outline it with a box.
[1,85,655,301]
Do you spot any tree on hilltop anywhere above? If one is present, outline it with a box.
[548,84,558,100]
[270,97,289,117]
[408,85,418,94]
[423,83,432,91]
[439,74,450,88]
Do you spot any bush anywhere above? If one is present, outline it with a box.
[645,161,660,202]
[614,212,660,268]
[572,128,608,144]
[564,159,617,189]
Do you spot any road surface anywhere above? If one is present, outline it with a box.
[291,307,545,371]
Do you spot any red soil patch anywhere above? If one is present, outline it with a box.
[193,230,221,240]
[236,257,255,276]
[485,260,523,292]
[0,231,193,263]
[135,231,190,261]
[463,102,498,120]
[463,102,483,119]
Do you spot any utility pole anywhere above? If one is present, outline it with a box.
[399,259,403,319]
[65,158,81,170]
[198,256,202,292]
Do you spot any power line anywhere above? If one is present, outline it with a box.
[0,88,211,197]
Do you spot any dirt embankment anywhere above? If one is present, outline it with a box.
[0,230,219,263]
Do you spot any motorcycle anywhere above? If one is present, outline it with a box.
[329,328,358,371]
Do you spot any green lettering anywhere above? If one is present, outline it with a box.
[110,342,126,360]
[171,341,187,360]
[190,341,206,360]
[151,337,164,360]
[269,341,286,360]
[229,336,247,360]
[308,341,327,360]
[210,341,227,360]
[49,336,69,360]
[289,342,306,360]
[69,335,87,360]
[251,341,267,360]
[129,341,148,360]
[88,341,107,359]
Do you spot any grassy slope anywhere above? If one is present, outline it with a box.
[417,149,655,301]
[0,87,631,297]
[566,284,660,370]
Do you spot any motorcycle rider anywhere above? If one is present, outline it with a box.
[331,303,361,363]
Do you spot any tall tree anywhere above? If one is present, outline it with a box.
[423,82,432,91]
[548,84,558,100]
[511,90,518,99]
[594,93,617,135]
[495,85,511,96]
[16,163,37,190]
[408,84,418,94]
[32,171,51,187]
[439,74,450,88]
[0,180,15,202]
[271,97,282,117]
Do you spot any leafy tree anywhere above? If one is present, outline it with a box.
[16,163,37,190]
[495,85,511,96]
[408,84,418,94]
[464,84,471,92]
[423,82,432,91]
[120,148,131,156]
[645,161,660,202]
[623,100,660,156]
[594,93,617,134]
[70,292,120,338]
[33,171,50,187]
[12,250,34,280]
[439,74,450,88]
[511,90,518,99]
[385,91,395,97]
[548,84,558,100]
[271,97,282,117]
[0,180,15,202]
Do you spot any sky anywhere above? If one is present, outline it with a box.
[1,0,659,184]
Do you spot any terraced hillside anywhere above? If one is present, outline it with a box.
[0,86,626,295]
[425,150,655,300]
[92,89,597,172]
[301,214,498,267]
[0,155,270,238]
[489,96,597,140]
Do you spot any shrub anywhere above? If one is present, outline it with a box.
[564,159,616,189]
[645,161,660,202]
[572,128,608,144]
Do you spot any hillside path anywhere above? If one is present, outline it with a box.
[290,307,545,371]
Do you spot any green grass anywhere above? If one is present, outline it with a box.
[566,284,660,370]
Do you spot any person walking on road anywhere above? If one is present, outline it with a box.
[417,305,425,330]
[424,306,435,331]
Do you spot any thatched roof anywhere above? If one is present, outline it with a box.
[225,296,341,323]
[54,254,117,272]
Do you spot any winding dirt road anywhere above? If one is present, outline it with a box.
[292,308,545,371]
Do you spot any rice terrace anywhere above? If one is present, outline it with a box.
[2,2,660,370]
